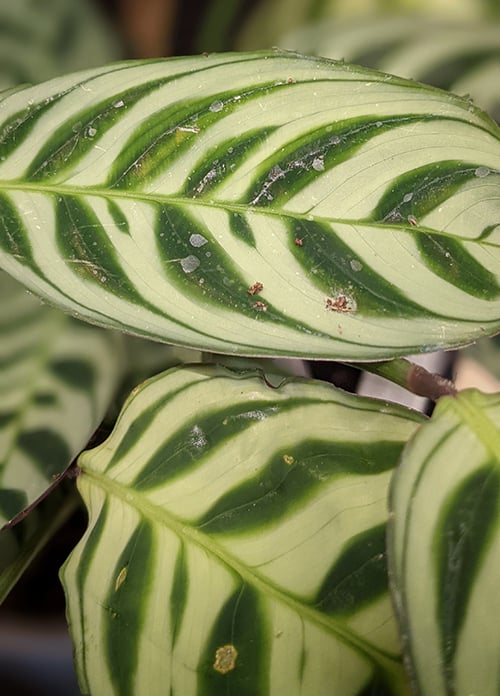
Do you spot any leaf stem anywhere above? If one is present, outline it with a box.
[345,359,457,402]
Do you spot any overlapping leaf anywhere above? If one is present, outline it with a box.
[0,51,499,359]
[61,364,424,696]
[282,17,500,122]
[388,389,500,696]
[0,271,123,527]
[0,0,121,90]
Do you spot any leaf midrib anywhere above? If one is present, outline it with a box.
[81,463,403,672]
[0,179,493,244]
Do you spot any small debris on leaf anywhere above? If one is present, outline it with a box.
[294,238,303,247]
[325,294,355,313]
[407,215,418,226]
[247,281,264,296]
[283,454,295,465]
[115,567,128,591]
[252,301,268,312]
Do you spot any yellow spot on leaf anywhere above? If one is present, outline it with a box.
[283,455,294,465]
[115,566,128,591]
[213,644,238,674]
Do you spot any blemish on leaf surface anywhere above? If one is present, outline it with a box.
[213,644,238,674]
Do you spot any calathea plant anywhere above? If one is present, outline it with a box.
[0,48,499,695]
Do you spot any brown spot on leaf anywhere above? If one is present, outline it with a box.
[294,238,303,247]
[326,294,356,313]
[213,644,238,674]
[247,281,263,296]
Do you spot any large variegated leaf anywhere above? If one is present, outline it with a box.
[237,0,499,51]
[0,52,499,359]
[388,389,500,696]
[282,17,500,122]
[0,271,124,527]
[61,364,425,696]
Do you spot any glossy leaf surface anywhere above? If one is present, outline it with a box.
[61,364,424,695]
[0,51,499,359]
[389,389,500,696]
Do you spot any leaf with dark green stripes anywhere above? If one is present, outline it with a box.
[0,51,499,359]
[388,389,500,696]
[61,363,425,696]
[0,270,124,527]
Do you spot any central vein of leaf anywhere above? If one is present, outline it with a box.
[80,464,403,671]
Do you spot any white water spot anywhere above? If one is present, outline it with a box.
[189,233,208,248]
[113,99,124,108]
[332,135,341,145]
[350,259,363,272]
[190,424,207,449]
[375,121,383,128]
[209,100,224,113]
[403,192,413,203]
[228,146,234,154]
[312,156,325,172]
[180,255,200,273]
[87,126,97,137]
[475,166,490,178]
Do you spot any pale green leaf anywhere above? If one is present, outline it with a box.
[388,389,500,696]
[61,364,424,696]
[0,271,124,527]
[0,51,499,359]
[282,17,500,122]
[236,0,499,52]
[0,0,121,90]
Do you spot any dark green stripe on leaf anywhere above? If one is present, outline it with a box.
[18,429,71,476]
[50,358,96,392]
[133,399,288,490]
[314,524,387,615]
[198,440,402,534]
[197,583,269,696]
[55,195,153,306]
[68,500,110,691]
[105,521,154,696]
[170,542,188,646]
[434,464,500,687]
[0,489,28,521]
[287,219,426,317]
[244,115,436,207]
[156,204,328,337]
[371,160,492,223]
[183,128,277,199]
[416,233,499,299]
[25,81,171,182]
[0,194,37,271]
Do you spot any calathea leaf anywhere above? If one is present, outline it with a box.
[0,270,124,527]
[0,51,499,359]
[388,389,500,696]
[60,364,424,696]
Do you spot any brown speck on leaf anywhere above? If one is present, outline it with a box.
[294,238,303,247]
[213,644,238,674]
[247,281,263,296]
[253,301,267,312]
[326,295,355,313]
[283,454,295,465]
[287,77,295,83]
[408,215,418,226]
[115,567,128,591]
